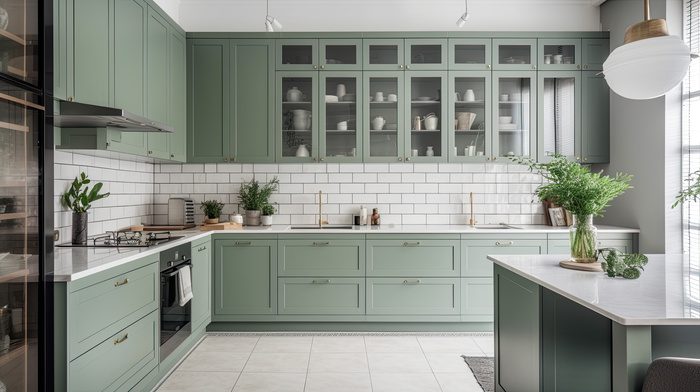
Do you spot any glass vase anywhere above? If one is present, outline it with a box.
[569,214,598,263]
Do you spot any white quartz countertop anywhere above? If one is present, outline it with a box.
[488,254,700,326]
[51,224,639,282]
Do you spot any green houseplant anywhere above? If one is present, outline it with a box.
[513,155,632,263]
[261,203,276,226]
[60,172,110,245]
[200,200,224,224]
[238,177,279,226]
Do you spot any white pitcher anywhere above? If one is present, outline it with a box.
[336,84,347,99]
[423,113,438,131]
[286,87,303,102]
[372,116,386,131]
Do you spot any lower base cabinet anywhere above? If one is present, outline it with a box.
[191,240,211,328]
[278,277,365,315]
[366,278,460,316]
[461,278,493,322]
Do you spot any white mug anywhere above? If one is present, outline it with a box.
[411,149,419,157]
[466,146,476,157]
[374,91,384,102]
[387,94,398,102]
[372,116,386,131]
[336,84,347,98]
[500,94,509,102]
[464,89,476,102]
[337,121,348,131]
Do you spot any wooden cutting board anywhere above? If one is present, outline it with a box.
[119,225,195,231]
[199,222,243,231]
[559,260,604,272]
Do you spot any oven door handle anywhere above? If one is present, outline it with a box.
[161,260,192,277]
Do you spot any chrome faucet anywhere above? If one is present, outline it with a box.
[468,192,477,227]
[318,191,328,228]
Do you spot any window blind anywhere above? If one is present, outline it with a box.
[684,0,700,264]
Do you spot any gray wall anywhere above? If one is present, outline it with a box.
[598,0,683,253]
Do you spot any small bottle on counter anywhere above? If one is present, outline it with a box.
[371,208,381,226]
[359,206,368,226]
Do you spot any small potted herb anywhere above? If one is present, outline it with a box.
[261,203,276,226]
[200,200,224,224]
[60,172,110,245]
[238,177,279,226]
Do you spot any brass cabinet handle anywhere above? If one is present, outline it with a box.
[495,241,514,247]
[313,241,330,246]
[231,156,236,162]
[320,65,326,70]
[575,156,581,161]
[114,278,129,287]
[312,279,331,284]
[67,96,74,102]
[197,245,207,252]
[234,241,252,246]
[113,333,128,345]
[402,241,420,247]
[403,279,422,285]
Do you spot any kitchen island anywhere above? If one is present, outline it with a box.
[488,254,700,392]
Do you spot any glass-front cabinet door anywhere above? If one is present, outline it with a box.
[492,71,537,161]
[363,71,404,162]
[405,71,448,162]
[537,71,581,162]
[320,72,362,162]
[405,39,447,70]
[320,39,361,71]
[363,39,405,71]
[449,39,492,71]
[277,71,318,162]
[449,71,491,162]
[493,39,537,71]
[0,0,39,86]
[276,39,318,70]
[538,39,581,71]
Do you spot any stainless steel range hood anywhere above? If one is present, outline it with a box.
[53,100,174,133]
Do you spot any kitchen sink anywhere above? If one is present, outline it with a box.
[469,224,521,230]
[290,225,355,230]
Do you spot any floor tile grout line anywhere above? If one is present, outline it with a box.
[416,336,445,392]
[230,335,261,391]
[303,337,313,392]
[363,336,375,392]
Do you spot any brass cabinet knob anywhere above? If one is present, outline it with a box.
[532,65,537,70]
[577,64,581,70]
[406,157,411,161]
[313,65,318,70]
[68,96,74,102]
[170,154,174,158]
[576,156,581,161]
[583,64,589,70]
[486,64,491,69]
[231,156,236,162]
[583,157,588,162]
[399,64,404,69]
[320,157,325,162]
[320,65,325,69]
[406,65,411,70]
[148,150,153,155]
[398,157,403,161]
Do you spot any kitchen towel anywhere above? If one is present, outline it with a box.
[177,265,194,306]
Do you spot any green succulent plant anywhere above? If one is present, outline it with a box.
[61,172,110,213]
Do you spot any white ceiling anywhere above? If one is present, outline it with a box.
[158,0,604,32]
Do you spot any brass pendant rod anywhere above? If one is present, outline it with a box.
[644,0,650,21]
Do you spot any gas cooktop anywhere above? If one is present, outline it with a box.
[56,231,184,248]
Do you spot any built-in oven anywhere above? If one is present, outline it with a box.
[159,243,192,361]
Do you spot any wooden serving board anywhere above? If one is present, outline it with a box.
[119,225,196,232]
[199,222,243,231]
[559,260,604,272]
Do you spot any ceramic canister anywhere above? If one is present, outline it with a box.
[336,84,347,98]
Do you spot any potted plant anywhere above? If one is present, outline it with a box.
[200,200,224,224]
[60,172,110,245]
[261,203,276,226]
[513,155,632,263]
[238,177,279,226]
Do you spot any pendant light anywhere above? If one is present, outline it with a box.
[264,0,282,32]
[602,0,694,100]
[456,0,469,28]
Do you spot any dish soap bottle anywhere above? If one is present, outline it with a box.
[359,206,368,226]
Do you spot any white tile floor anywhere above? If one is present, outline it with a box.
[156,334,492,392]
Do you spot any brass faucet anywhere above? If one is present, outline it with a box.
[318,190,328,228]
[468,192,477,227]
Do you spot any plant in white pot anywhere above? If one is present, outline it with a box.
[200,200,224,224]
[238,177,279,226]
[513,155,632,263]
[261,203,276,226]
[60,172,110,245]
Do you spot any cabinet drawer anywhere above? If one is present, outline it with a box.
[366,278,460,315]
[69,262,158,359]
[278,277,365,315]
[462,238,546,277]
[461,278,493,322]
[367,239,460,277]
[69,310,158,392]
[278,239,365,277]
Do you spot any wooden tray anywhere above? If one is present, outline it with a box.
[559,260,603,272]
[119,225,196,231]
[199,222,243,231]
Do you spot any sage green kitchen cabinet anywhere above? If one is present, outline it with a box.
[492,71,537,162]
[537,38,582,71]
[187,39,230,163]
[276,39,319,70]
[495,265,541,392]
[320,39,362,71]
[537,70,582,162]
[405,70,448,162]
[581,71,610,163]
[214,239,277,316]
[319,71,363,162]
[448,70,492,162]
[278,278,365,315]
[146,7,171,160]
[366,278,460,315]
[448,38,492,71]
[278,237,365,277]
[191,240,211,329]
[53,0,69,101]
[363,39,405,71]
[493,38,538,71]
[462,236,547,277]
[582,38,610,71]
[277,70,319,162]
[404,39,448,70]
[366,238,460,277]
[462,277,493,322]
[363,71,405,162]
[72,0,110,106]
[168,29,187,162]
[548,233,636,255]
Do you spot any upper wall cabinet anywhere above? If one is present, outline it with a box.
[405,39,448,70]
[537,39,581,71]
[492,71,537,162]
[72,0,110,106]
[146,7,171,160]
[448,71,491,163]
[276,70,319,162]
[320,39,362,70]
[363,39,405,71]
[276,39,362,71]
[277,39,318,70]
[582,38,610,71]
[168,27,187,162]
[581,71,609,163]
[537,71,581,162]
[493,39,537,71]
[363,71,405,162]
[448,39,492,71]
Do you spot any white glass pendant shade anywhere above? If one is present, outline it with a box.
[603,35,692,100]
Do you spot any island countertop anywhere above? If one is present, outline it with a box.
[488,254,700,326]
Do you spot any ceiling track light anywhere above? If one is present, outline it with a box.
[456,0,469,28]
[264,0,282,32]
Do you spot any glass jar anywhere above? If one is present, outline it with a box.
[569,214,598,263]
